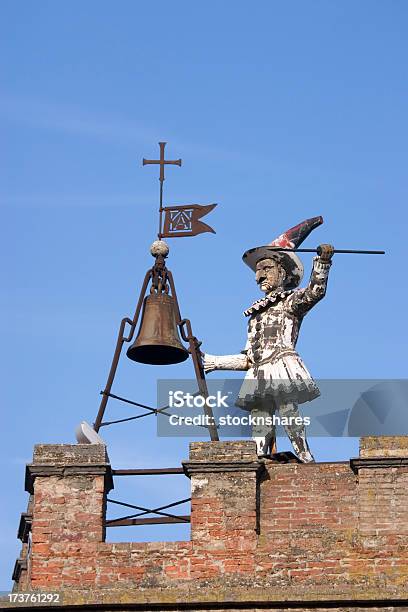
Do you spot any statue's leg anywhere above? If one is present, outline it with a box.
[251,404,276,457]
[279,402,315,463]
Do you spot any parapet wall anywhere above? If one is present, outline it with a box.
[11,438,408,610]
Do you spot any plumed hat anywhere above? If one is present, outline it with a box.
[242,216,324,288]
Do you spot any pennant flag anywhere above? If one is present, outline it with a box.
[161,204,217,238]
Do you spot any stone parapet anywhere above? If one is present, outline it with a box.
[187,440,260,462]
[10,437,408,608]
[25,444,113,494]
[359,436,408,458]
[183,441,262,550]
[32,443,110,464]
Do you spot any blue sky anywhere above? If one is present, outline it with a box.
[1,0,408,590]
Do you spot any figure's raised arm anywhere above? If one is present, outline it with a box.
[286,244,334,316]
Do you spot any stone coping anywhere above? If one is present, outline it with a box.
[25,463,114,494]
[17,512,32,542]
[32,444,109,464]
[182,460,265,478]
[11,558,27,582]
[350,456,408,473]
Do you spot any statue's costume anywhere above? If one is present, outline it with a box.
[203,216,333,462]
[236,256,331,409]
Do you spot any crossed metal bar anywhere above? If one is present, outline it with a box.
[98,390,210,430]
[105,496,191,527]
[98,391,172,427]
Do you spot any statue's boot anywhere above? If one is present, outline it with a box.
[253,429,276,457]
[251,406,276,457]
[285,427,315,463]
[279,402,315,463]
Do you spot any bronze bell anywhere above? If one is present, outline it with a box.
[126,293,189,365]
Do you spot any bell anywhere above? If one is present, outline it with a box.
[126,293,189,365]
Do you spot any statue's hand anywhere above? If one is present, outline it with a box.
[201,352,217,374]
[317,243,335,262]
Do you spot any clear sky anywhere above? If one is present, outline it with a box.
[1,0,408,590]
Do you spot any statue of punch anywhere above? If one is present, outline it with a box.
[203,216,334,462]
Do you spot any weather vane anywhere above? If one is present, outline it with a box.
[143,141,217,240]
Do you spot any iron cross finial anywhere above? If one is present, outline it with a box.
[143,142,182,183]
[143,142,182,239]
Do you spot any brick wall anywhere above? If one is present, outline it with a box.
[10,438,408,610]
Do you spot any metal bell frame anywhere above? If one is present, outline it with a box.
[93,251,219,441]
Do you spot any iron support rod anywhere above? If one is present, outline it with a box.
[99,414,156,427]
[112,468,185,475]
[106,515,190,526]
[107,497,191,522]
[167,270,219,441]
[99,391,172,418]
[100,391,158,413]
[158,180,164,239]
[94,270,152,431]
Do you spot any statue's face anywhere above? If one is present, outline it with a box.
[255,258,286,293]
